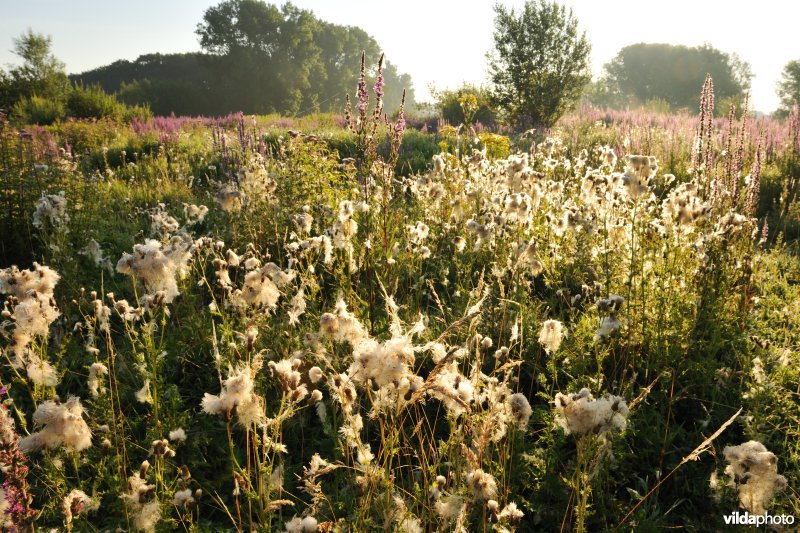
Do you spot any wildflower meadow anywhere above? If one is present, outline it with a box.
[1,53,800,532]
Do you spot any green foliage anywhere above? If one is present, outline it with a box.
[196,0,324,115]
[49,119,139,155]
[489,0,591,129]
[268,128,441,177]
[121,102,152,123]
[716,94,748,118]
[642,97,672,114]
[581,78,634,110]
[2,98,800,531]
[0,29,70,110]
[776,59,800,117]
[79,54,219,116]
[602,43,751,111]
[394,129,440,175]
[13,90,149,128]
[70,4,416,117]
[477,132,511,158]
[0,32,152,126]
[433,84,497,127]
[12,95,65,125]
[66,83,125,120]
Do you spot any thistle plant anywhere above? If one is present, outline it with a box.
[553,388,630,532]
[344,51,386,200]
[0,63,799,532]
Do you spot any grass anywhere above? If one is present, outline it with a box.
[0,95,799,532]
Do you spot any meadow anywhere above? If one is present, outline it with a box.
[1,73,799,532]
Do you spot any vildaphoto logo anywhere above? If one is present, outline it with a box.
[723,511,795,526]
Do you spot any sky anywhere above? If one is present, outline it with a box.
[0,0,797,113]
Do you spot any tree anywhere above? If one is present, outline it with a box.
[488,0,591,129]
[776,59,800,117]
[195,0,413,116]
[601,43,750,112]
[312,22,413,114]
[196,0,324,114]
[432,83,497,127]
[70,1,415,116]
[75,53,220,116]
[0,29,69,109]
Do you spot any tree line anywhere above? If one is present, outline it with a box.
[441,2,799,127]
[3,0,800,128]
[0,1,414,121]
[585,42,753,114]
[75,1,414,117]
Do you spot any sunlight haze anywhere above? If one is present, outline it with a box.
[0,0,797,113]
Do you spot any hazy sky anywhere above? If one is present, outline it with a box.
[0,0,796,113]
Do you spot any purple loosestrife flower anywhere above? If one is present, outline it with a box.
[393,89,407,135]
[395,107,406,135]
[372,54,385,123]
[357,51,369,115]
[373,69,385,101]
[0,403,37,529]
[344,94,355,132]
[357,87,368,113]
[746,139,763,215]
[237,118,246,148]
[221,132,229,164]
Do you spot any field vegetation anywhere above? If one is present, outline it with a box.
[2,1,800,531]
[1,54,800,531]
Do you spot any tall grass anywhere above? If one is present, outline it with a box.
[0,80,799,532]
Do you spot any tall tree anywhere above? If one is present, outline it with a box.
[0,29,69,108]
[196,1,412,115]
[488,0,591,129]
[313,23,379,112]
[776,59,800,117]
[601,43,751,111]
[196,0,324,114]
[72,1,415,116]
[75,53,219,116]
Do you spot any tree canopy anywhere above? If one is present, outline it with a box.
[0,29,70,109]
[776,59,800,116]
[72,0,414,117]
[432,84,497,128]
[488,0,591,129]
[595,43,751,111]
[72,54,215,116]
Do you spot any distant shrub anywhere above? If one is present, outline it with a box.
[49,119,125,154]
[434,84,498,128]
[13,95,65,125]
[262,128,440,177]
[313,130,356,159]
[12,84,151,127]
[716,94,748,118]
[642,98,672,114]
[121,103,152,123]
[394,129,440,174]
[66,83,125,120]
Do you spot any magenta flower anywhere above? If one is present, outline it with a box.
[373,73,384,101]
[395,107,406,134]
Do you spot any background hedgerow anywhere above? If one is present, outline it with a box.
[0,70,799,533]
